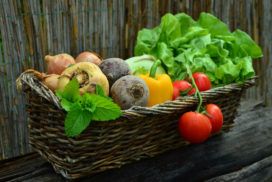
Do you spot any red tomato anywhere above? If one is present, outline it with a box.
[192,72,212,91]
[172,80,195,100]
[173,80,192,91]
[172,87,180,100]
[187,88,196,95]
[179,112,212,144]
[206,104,223,133]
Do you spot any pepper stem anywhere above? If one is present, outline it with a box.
[185,65,203,112]
[149,60,161,78]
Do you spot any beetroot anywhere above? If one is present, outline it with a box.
[99,58,131,87]
[110,75,149,109]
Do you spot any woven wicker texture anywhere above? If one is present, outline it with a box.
[18,72,255,179]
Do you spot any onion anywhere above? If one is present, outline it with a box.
[75,51,102,65]
[42,74,60,91]
[45,53,75,74]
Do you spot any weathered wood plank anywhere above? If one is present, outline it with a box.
[0,105,271,181]
[206,155,272,182]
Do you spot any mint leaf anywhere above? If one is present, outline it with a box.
[57,79,121,137]
[80,94,97,112]
[60,98,77,111]
[94,84,113,101]
[95,84,105,97]
[65,108,93,137]
[56,78,80,102]
[56,79,82,112]
[84,94,122,121]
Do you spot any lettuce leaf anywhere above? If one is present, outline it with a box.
[134,12,263,85]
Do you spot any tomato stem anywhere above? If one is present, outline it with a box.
[185,65,203,112]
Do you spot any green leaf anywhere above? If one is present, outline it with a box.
[95,84,105,97]
[197,12,231,36]
[94,84,113,101]
[56,78,80,102]
[206,39,229,58]
[133,12,262,85]
[153,43,175,77]
[191,56,217,74]
[134,27,161,56]
[215,59,240,84]
[78,94,96,112]
[60,98,79,111]
[159,13,181,44]
[190,34,211,50]
[172,26,209,48]
[236,57,255,80]
[64,108,93,137]
[83,94,122,121]
[233,29,263,58]
[175,13,197,35]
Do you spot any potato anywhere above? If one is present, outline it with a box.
[111,75,149,110]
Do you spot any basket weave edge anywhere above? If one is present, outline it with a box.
[17,72,256,118]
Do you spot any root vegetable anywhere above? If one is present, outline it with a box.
[75,51,102,65]
[110,75,149,109]
[42,74,60,91]
[57,62,109,95]
[45,53,75,74]
[16,69,59,92]
[99,58,131,87]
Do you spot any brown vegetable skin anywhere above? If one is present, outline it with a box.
[75,51,102,65]
[42,74,59,91]
[45,53,75,74]
[110,75,149,110]
[99,58,131,87]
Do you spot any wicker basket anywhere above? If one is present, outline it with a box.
[18,72,255,179]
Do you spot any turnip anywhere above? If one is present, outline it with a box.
[99,58,131,87]
[111,75,149,110]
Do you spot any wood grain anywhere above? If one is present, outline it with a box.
[0,0,271,160]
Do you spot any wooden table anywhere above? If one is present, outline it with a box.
[1,101,272,182]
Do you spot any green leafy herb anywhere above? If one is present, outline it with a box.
[95,84,106,97]
[95,84,113,101]
[56,80,122,137]
[65,108,93,137]
[134,12,263,85]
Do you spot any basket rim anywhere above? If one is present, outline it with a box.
[17,71,256,118]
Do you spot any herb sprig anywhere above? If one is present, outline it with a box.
[56,79,121,137]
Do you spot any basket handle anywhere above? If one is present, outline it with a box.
[16,71,62,109]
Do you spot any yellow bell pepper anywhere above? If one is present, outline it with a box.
[139,60,173,107]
